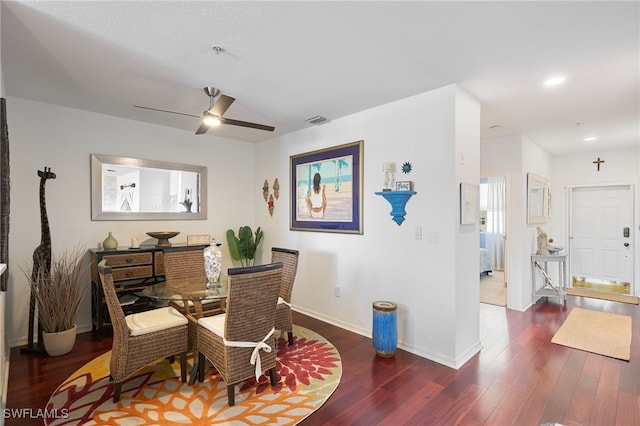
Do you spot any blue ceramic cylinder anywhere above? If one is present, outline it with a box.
[372,301,398,357]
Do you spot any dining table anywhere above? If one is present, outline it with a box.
[137,278,227,384]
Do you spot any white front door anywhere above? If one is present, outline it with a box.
[570,185,634,287]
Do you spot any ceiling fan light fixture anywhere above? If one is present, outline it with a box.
[543,76,566,87]
[203,112,221,127]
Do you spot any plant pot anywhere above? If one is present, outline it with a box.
[42,324,77,356]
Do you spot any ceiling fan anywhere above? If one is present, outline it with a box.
[134,87,275,134]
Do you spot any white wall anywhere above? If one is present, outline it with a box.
[254,84,481,368]
[5,97,256,347]
[552,147,640,295]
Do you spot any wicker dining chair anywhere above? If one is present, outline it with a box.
[271,247,299,346]
[196,262,283,406]
[163,247,224,344]
[98,260,188,403]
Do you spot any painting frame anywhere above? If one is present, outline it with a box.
[290,140,363,234]
[460,182,479,225]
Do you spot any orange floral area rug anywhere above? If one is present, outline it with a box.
[45,326,341,425]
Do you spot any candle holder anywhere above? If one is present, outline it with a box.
[382,162,395,191]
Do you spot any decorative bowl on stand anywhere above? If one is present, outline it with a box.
[146,231,180,248]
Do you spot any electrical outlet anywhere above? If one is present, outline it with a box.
[334,286,341,298]
[427,230,439,243]
[415,226,422,240]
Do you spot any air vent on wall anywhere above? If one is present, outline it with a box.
[305,115,330,125]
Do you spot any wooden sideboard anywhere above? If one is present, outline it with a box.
[90,244,206,339]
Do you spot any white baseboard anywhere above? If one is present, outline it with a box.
[8,322,93,349]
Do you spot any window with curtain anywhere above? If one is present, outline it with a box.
[481,176,505,271]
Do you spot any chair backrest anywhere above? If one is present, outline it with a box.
[270,247,299,302]
[163,247,206,280]
[224,262,283,342]
[97,260,128,343]
[163,247,207,294]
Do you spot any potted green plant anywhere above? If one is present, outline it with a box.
[24,247,87,356]
[226,226,264,266]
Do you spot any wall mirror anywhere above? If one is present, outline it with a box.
[91,154,207,221]
[527,172,549,224]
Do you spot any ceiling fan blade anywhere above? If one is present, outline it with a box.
[195,122,210,135]
[133,105,200,118]
[221,117,275,131]
[208,94,235,117]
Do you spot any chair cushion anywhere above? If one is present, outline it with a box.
[126,307,187,336]
[198,314,226,338]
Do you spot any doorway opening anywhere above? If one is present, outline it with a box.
[479,176,506,306]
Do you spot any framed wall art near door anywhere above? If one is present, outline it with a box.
[290,140,363,234]
[460,182,479,225]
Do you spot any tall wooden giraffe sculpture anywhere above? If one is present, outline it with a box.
[24,167,56,353]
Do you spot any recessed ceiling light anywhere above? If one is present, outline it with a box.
[584,137,598,142]
[543,76,566,86]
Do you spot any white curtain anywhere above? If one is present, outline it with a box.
[486,176,505,270]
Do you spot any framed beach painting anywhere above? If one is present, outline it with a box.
[290,140,363,234]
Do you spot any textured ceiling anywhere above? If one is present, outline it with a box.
[2,1,638,154]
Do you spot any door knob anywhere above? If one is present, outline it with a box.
[624,243,630,247]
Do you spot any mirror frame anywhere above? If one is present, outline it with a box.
[527,172,549,224]
[91,154,207,221]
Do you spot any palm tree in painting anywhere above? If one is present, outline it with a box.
[333,158,349,191]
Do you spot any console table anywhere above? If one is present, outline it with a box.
[90,244,206,339]
[531,254,568,305]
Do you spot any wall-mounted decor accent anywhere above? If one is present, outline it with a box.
[401,161,413,174]
[527,173,549,224]
[290,140,363,234]
[0,98,10,292]
[460,182,479,225]
[262,179,269,202]
[262,177,278,216]
[592,157,605,171]
[268,194,275,216]
[375,190,416,226]
[395,181,413,191]
[91,154,207,221]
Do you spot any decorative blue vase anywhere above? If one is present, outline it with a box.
[372,301,398,357]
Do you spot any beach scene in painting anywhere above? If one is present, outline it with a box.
[296,155,353,222]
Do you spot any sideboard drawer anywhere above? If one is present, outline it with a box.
[103,252,153,268]
[112,265,153,282]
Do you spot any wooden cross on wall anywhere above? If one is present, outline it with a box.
[593,157,605,171]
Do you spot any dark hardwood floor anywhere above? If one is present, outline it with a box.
[6,295,640,425]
